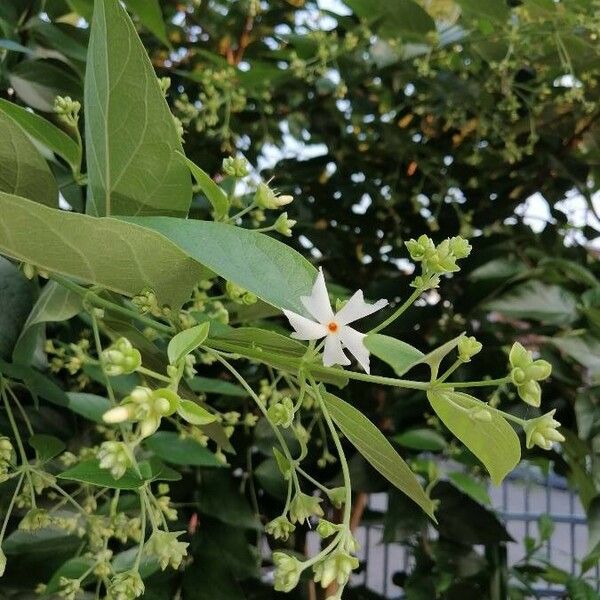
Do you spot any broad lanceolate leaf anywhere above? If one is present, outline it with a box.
[124,217,317,314]
[0,99,81,174]
[0,194,208,307]
[168,322,210,365]
[0,110,58,207]
[177,399,217,426]
[144,431,222,467]
[58,459,145,489]
[187,376,247,397]
[322,392,436,519]
[66,392,111,423]
[427,389,520,485]
[85,0,191,217]
[29,434,65,462]
[180,153,229,220]
[364,334,424,375]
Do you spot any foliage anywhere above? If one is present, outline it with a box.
[0,0,599,598]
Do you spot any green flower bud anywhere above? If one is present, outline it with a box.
[523,409,565,450]
[517,379,542,408]
[405,234,435,261]
[313,552,359,589]
[158,76,171,96]
[98,441,133,479]
[267,397,295,428]
[449,236,472,259]
[58,577,80,600]
[145,530,188,570]
[107,570,144,600]
[102,338,141,376]
[265,516,296,541]
[509,342,532,370]
[274,212,296,237]
[272,552,303,592]
[457,336,482,362]
[289,493,324,524]
[19,508,52,531]
[510,367,527,385]
[255,182,293,210]
[326,487,347,508]
[151,388,180,416]
[53,96,81,127]
[316,519,340,538]
[222,156,249,177]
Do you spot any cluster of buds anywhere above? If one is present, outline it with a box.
[101,338,142,376]
[158,76,171,97]
[0,437,14,482]
[222,156,249,178]
[523,410,565,450]
[54,96,81,128]
[58,577,80,600]
[313,551,359,591]
[102,387,180,438]
[225,281,257,305]
[19,508,52,531]
[406,235,471,288]
[265,515,296,541]
[255,182,293,210]
[132,288,171,318]
[267,396,295,428]
[145,531,189,570]
[106,570,144,600]
[509,342,552,407]
[98,441,133,479]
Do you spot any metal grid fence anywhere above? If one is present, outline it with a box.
[344,465,599,599]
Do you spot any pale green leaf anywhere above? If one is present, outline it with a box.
[427,389,520,485]
[0,193,208,307]
[66,392,111,423]
[168,322,210,365]
[180,153,229,220]
[187,376,247,397]
[85,0,191,217]
[322,392,436,519]
[447,472,491,505]
[0,97,81,173]
[177,399,217,426]
[364,334,424,375]
[123,217,317,314]
[58,459,145,489]
[393,428,447,451]
[0,109,58,206]
[124,0,169,45]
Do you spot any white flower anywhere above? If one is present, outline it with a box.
[283,268,387,373]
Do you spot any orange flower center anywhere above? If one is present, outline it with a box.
[327,322,339,333]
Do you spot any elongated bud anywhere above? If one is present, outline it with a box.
[102,405,133,424]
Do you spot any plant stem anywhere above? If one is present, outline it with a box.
[137,366,171,384]
[438,377,510,389]
[368,287,422,334]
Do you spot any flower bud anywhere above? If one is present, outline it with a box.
[509,342,532,370]
[457,336,482,362]
[102,405,134,424]
[272,552,303,592]
[313,552,359,589]
[145,530,189,570]
[98,441,133,479]
[289,493,324,524]
[265,516,296,541]
[405,234,435,261]
[274,212,296,237]
[107,570,144,599]
[267,396,295,428]
[102,338,141,376]
[19,508,51,531]
[449,236,472,259]
[517,379,542,408]
[222,156,249,177]
[523,409,565,450]
[255,182,293,210]
[326,487,347,508]
[316,519,340,538]
[53,96,81,127]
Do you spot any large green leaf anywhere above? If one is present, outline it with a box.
[180,153,229,220]
[322,392,436,519]
[144,431,222,467]
[0,110,58,207]
[0,194,207,307]
[364,334,424,375]
[124,217,317,314]
[0,99,81,174]
[85,0,191,217]
[58,459,145,489]
[66,392,111,423]
[124,0,169,45]
[482,280,578,325]
[427,389,520,485]
[0,257,35,360]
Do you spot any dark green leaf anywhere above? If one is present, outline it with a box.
[144,431,222,467]
[58,459,145,489]
[394,428,447,451]
[29,434,65,461]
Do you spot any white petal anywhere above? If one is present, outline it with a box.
[339,326,371,373]
[283,310,327,340]
[301,267,334,324]
[335,290,388,326]
[323,335,350,367]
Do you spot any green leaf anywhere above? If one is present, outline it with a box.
[550,335,600,385]
[124,0,169,45]
[9,59,82,113]
[123,217,317,314]
[254,457,287,499]
[582,540,600,575]
[427,389,520,485]
[344,0,435,40]
[187,376,247,397]
[482,280,578,326]
[322,392,436,519]
[168,322,210,365]
[85,0,191,217]
[364,334,424,375]
[44,557,95,594]
[0,257,35,360]
[177,399,217,425]
[180,153,229,220]
[447,472,491,505]
[66,392,111,422]
[58,459,145,489]
[144,431,222,467]
[456,0,510,21]
[0,193,208,307]
[0,109,58,206]
[137,456,182,482]
[29,434,65,461]
[0,98,81,173]
[394,428,447,451]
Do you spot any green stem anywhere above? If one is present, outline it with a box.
[369,287,422,334]
[227,201,256,223]
[137,366,171,384]
[436,359,463,384]
[438,377,510,389]
[134,493,147,572]
[0,473,24,543]
[296,466,331,496]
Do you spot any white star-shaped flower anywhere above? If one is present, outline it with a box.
[283,268,388,373]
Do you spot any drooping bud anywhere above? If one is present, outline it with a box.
[457,336,482,362]
[265,516,296,541]
[274,212,296,237]
[98,441,133,480]
[267,397,295,428]
[523,409,565,450]
[272,552,303,592]
[313,552,359,589]
[289,493,324,524]
[145,530,189,570]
